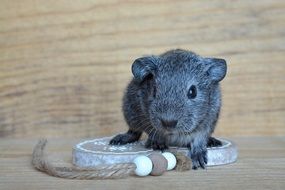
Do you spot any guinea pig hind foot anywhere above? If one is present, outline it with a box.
[207,137,222,147]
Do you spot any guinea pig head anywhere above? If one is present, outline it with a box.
[131,50,227,135]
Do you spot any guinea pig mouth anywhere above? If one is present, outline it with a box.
[163,124,178,130]
[163,128,183,137]
[161,124,180,135]
[160,119,178,129]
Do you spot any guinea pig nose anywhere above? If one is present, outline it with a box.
[161,119,178,128]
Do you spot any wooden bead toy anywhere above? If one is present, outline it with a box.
[133,152,177,177]
[147,153,168,176]
[162,152,177,170]
[73,137,238,169]
[71,137,238,178]
[133,155,153,176]
[33,136,238,179]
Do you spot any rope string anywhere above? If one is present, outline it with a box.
[32,139,136,179]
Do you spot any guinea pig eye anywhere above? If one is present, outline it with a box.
[187,85,197,99]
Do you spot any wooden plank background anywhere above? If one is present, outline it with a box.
[0,0,284,138]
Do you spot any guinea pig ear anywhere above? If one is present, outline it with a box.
[131,56,158,83]
[205,58,227,82]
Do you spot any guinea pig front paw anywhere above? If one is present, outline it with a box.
[191,150,208,170]
[145,137,168,151]
[109,133,133,145]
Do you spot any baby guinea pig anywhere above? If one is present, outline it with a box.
[110,49,227,169]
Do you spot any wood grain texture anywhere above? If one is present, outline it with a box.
[0,137,284,190]
[0,0,284,138]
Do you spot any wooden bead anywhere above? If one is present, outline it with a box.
[133,155,153,176]
[162,152,177,170]
[148,153,168,176]
[174,152,192,171]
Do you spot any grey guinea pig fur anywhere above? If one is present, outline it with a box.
[109,49,227,169]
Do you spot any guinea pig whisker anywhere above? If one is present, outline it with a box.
[132,118,149,128]
[129,116,149,126]
[139,124,153,134]
[134,123,151,134]
[151,130,158,143]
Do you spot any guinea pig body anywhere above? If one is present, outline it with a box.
[110,49,227,169]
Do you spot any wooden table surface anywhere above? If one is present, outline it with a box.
[0,137,284,190]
